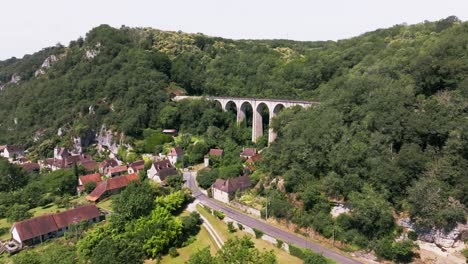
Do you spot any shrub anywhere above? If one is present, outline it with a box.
[213,210,225,220]
[463,248,468,260]
[227,222,236,233]
[407,231,417,241]
[375,238,417,263]
[253,228,264,239]
[237,223,244,230]
[276,239,283,249]
[84,181,97,193]
[288,243,307,259]
[304,252,328,264]
[169,247,179,258]
[6,204,33,223]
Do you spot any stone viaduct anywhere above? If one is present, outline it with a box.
[173,96,319,143]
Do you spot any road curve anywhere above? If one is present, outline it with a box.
[184,172,362,264]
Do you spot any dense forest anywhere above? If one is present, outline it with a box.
[0,16,467,262]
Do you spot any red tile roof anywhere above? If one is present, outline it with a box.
[12,205,101,242]
[20,162,40,172]
[209,148,224,156]
[81,160,97,171]
[109,165,128,174]
[99,159,119,168]
[79,173,102,186]
[52,204,101,229]
[246,153,262,163]
[240,148,256,157]
[86,173,138,201]
[129,160,145,171]
[13,214,58,242]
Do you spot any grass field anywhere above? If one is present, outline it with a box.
[196,204,303,264]
[96,198,113,212]
[158,226,218,264]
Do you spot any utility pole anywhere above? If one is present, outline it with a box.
[265,198,268,220]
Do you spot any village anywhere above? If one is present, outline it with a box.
[0,129,264,256]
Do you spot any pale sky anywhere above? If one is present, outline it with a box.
[1,0,467,60]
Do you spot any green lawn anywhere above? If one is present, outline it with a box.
[158,226,218,264]
[96,198,113,213]
[196,204,303,264]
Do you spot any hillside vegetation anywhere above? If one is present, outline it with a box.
[0,16,467,262]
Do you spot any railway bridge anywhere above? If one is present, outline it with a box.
[173,96,319,143]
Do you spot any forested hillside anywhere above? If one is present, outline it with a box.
[0,16,467,261]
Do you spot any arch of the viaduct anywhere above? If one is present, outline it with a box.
[208,96,317,143]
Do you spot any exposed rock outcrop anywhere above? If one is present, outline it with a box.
[85,43,101,59]
[399,218,467,248]
[96,125,119,154]
[35,55,59,77]
[10,73,21,83]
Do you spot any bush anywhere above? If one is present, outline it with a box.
[276,239,283,249]
[407,231,417,241]
[213,210,225,220]
[253,228,264,239]
[6,204,33,223]
[304,252,328,264]
[237,223,244,230]
[84,181,97,193]
[288,243,307,259]
[375,238,417,263]
[227,221,236,233]
[169,247,179,258]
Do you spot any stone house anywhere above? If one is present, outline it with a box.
[98,159,119,175]
[212,175,251,203]
[147,159,177,185]
[167,146,184,165]
[1,145,25,161]
[127,160,145,174]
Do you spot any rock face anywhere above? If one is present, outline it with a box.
[331,203,350,218]
[96,125,119,154]
[10,73,21,83]
[399,218,467,248]
[71,137,82,155]
[35,55,59,77]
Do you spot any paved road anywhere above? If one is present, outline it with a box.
[184,172,361,264]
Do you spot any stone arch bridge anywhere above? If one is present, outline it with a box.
[173,96,319,143]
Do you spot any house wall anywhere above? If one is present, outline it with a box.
[11,226,21,245]
[212,188,230,203]
[147,165,158,181]
[168,155,177,165]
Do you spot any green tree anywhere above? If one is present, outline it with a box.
[348,186,395,239]
[7,203,32,223]
[84,181,96,193]
[111,181,160,228]
[0,158,28,192]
